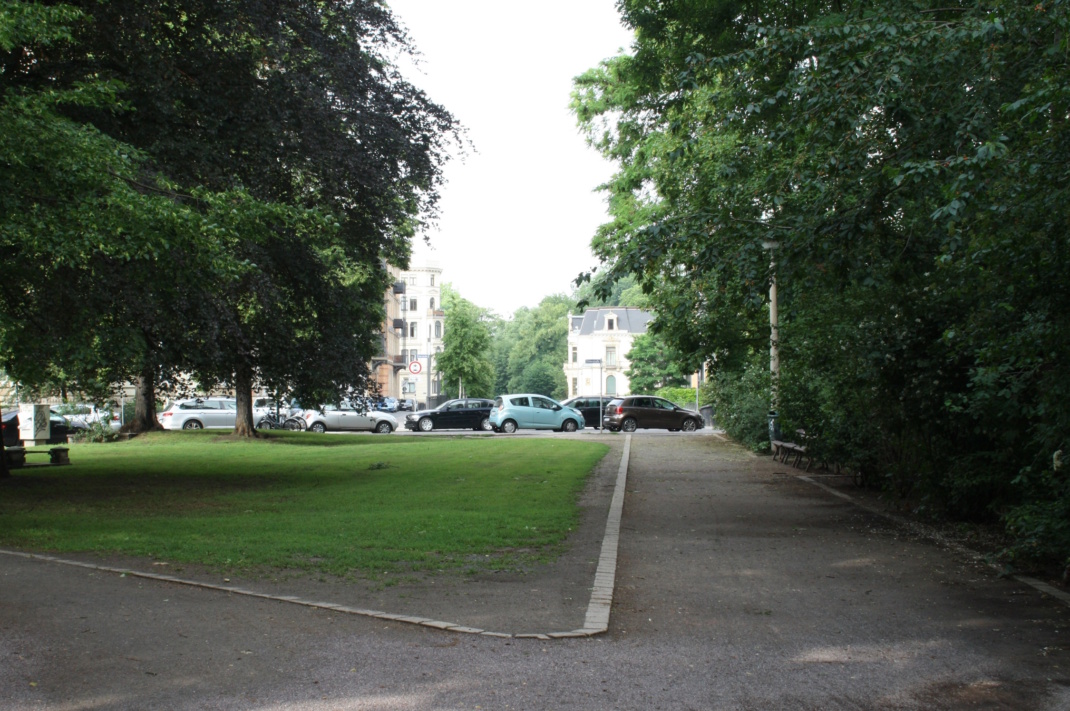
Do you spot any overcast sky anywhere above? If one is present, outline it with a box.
[386,1,634,317]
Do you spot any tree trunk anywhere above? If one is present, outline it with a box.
[123,366,163,433]
[0,437,9,479]
[233,363,257,437]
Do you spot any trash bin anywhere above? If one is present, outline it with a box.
[700,405,715,428]
[768,410,781,441]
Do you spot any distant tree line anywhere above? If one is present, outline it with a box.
[573,0,1070,571]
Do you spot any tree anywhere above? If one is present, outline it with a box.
[625,333,691,393]
[437,286,495,398]
[2,0,460,435]
[575,0,1070,564]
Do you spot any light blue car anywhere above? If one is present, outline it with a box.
[489,394,585,433]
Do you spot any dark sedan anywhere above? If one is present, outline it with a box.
[602,396,704,433]
[403,398,496,432]
[561,396,616,429]
[2,409,80,447]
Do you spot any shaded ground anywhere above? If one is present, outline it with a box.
[2,432,1068,710]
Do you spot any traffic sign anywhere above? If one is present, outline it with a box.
[408,360,423,375]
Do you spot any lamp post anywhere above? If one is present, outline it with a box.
[585,358,603,433]
[762,239,781,441]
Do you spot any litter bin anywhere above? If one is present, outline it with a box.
[700,405,715,429]
[768,410,781,442]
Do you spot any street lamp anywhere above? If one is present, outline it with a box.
[762,239,781,441]
[585,358,603,433]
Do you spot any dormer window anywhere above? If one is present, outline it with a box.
[607,317,615,331]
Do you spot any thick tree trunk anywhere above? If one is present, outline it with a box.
[123,366,163,433]
[233,363,257,437]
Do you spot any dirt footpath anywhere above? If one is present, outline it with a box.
[2,433,1069,710]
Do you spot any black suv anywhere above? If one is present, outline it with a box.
[561,396,616,429]
[403,398,496,432]
[602,396,704,433]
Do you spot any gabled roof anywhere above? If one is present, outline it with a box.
[569,308,653,336]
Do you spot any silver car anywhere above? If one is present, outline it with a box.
[303,403,397,434]
[159,398,237,430]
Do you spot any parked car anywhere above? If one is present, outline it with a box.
[2,409,79,446]
[602,396,704,433]
[158,397,237,430]
[560,396,616,429]
[489,394,585,434]
[303,403,398,434]
[397,399,417,412]
[371,397,399,412]
[404,398,496,432]
[58,403,121,430]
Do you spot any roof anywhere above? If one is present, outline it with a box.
[569,308,653,336]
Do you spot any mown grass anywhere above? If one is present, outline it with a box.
[0,431,608,577]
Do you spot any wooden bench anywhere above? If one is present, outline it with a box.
[771,430,815,471]
[4,446,70,467]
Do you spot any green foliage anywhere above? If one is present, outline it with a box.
[0,0,460,429]
[625,332,692,393]
[705,361,770,453]
[655,386,701,409]
[0,433,609,575]
[69,419,120,443]
[491,295,572,399]
[437,285,495,398]
[576,0,1070,565]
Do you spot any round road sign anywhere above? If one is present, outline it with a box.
[408,360,423,375]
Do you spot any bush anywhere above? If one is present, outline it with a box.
[656,385,702,409]
[706,362,771,453]
[71,419,121,443]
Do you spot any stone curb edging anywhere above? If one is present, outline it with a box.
[793,473,1070,610]
[0,435,633,639]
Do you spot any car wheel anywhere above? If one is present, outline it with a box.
[375,421,393,434]
[310,422,326,434]
[479,417,493,431]
[681,418,698,432]
[501,419,518,434]
[562,419,578,433]
[621,418,638,433]
[418,417,434,432]
[182,420,203,430]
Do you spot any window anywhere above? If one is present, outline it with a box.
[533,397,555,410]
[400,299,407,312]
[571,346,577,363]
[409,298,417,311]
[606,375,617,395]
[430,275,435,286]
[606,346,617,367]
[607,318,615,330]
[409,322,417,338]
[435,321,442,338]
[509,396,531,407]
[402,381,416,393]
[430,297,435,310]
[572,377,578,396]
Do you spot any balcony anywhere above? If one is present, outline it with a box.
[392,318,405,331]
[393,281,406,295]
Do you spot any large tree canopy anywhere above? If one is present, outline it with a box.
[575,0,1070,565]
[1,0,460,434]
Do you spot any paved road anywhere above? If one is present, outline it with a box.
[2,434,1068,709]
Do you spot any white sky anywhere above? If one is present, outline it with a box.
[386,1,634,317]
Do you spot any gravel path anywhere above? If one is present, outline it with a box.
[2,433,1068,709]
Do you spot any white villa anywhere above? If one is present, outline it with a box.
[563,307,654,399]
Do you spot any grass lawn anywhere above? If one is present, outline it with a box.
[0,431,609,577]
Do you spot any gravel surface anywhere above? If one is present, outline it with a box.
[2,432,1068,710]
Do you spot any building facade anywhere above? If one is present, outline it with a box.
[396,262,444,408]
[563,308,653,399]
